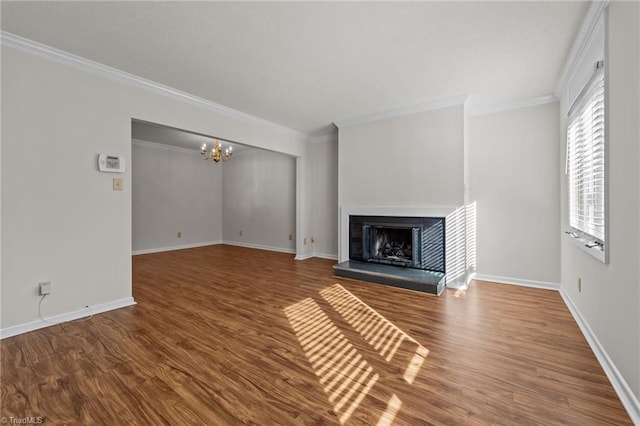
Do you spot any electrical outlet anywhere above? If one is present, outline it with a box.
[177,231,182,238]
[239,230,243,236]
[39,281,52,296]
[311,237,315,243]
[578,277,582,293]
[288,234,292,241]
[304,238,307,245]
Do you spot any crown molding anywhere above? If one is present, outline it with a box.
[309,133,338,144]
[1,31,309,141]
[466,94,558,117]
[333,94,468,129]
[555,0,608,97]
[131,138,200,155]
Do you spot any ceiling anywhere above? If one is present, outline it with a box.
[2,1,589,139]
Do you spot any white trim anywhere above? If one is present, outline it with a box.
[471,273,560,291]
[333,95,468,129]
[0,31,307,140]
[467,94,558,117]
[133,240,331,259]
[0,297,136,339]
[446,279,469,291]
[339,205,458,262]
[312,252,339,261]
[132,138,199,155]
[309,133,338,144]
[222,240,296,255]
[295,253,314,261]
[559,289,640,424]
[564,233,606,263]
[555,0,609,97]
[132,241,222,255]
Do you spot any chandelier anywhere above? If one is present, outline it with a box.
[201,140,233,163]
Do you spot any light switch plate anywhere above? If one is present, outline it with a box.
[113,177,123,191]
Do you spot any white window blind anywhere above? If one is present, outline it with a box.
[566,63,605,244]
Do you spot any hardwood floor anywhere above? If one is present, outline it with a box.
[1,245,631,425]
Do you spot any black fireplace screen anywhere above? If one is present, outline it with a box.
[350,216,445,273]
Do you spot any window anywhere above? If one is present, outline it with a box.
[565,61,606,262]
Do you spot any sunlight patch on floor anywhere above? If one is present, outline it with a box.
[320,284,429,384]
[403,345,429,385]
[377,394,402,426]
[285,286,430,424]
[284,298,379,424]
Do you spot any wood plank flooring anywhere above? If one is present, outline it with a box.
[1,245,632,425]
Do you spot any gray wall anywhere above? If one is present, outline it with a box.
[560,1,640,404]
[310,139,339,258]
[222,148,296,252]
[468,102,560,284]
[337,101,562,287]
[1,44,309,331]
[338,105,464,207]
[132,142,222,252]
[337,105,467,282]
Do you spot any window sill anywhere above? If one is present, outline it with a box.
[564,232,607,263]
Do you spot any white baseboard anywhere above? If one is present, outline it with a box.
[296,252,338,261]
[445,278,468,290]
[133,241,336,261]
[312,252,338,261]
[132,240,222,255]
[294,253,314,260]
[471,273,560,291]
[0,297,136,339]
[222,240,296,255]
[559,289,640,425]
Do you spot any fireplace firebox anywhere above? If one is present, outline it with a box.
[349,215,445,273]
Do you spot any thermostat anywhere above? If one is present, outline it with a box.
[97,154,126,173]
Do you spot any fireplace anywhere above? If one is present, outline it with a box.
[334,208,452,295]
[349,215,445,273]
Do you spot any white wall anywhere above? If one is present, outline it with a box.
[132,142,222,252]
[222,148,296,252]
[1,43,310,331]
[310,139,338,258]
[468,102,560,284]
[338,105,464,207]
[337,105,465,273]
[560,1,640,408]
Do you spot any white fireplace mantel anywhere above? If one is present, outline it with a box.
[338,205,458,262]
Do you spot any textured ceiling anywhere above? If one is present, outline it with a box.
[2,1,589,138]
